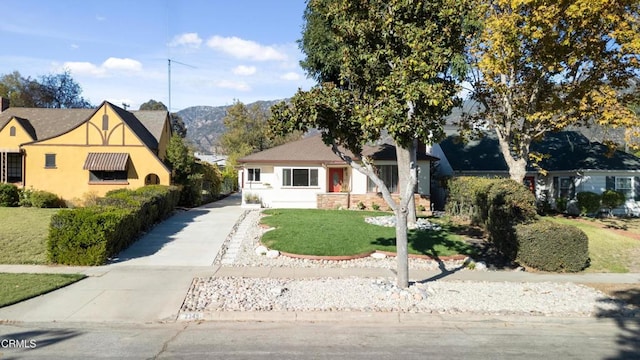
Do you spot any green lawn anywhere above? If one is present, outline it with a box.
[545,216,640,273]
[260,209,475,257]
[0,273,85,308]
[0,207,58,264]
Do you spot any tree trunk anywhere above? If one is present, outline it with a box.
[395,207,409,288]
[397,140,418,228]
[495,129,528,183]
[394,143,418,288]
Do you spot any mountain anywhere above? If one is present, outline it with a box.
[177,99,284,153]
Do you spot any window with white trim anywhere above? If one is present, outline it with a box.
[616,177,633,199]
[367,165,399,193]
[247,168,261,182]
[282,168,318,187]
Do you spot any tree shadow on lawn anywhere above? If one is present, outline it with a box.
[371,230,473,282]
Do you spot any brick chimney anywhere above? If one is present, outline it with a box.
[0,97,9,112]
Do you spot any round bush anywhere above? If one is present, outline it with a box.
[601,190,625,211]
[515,220,589,272]
[576,192,601,215]
[0,183,19,207]
[30,190,63,208]
[485,179,537,260]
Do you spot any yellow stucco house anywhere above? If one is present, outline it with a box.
[0,100,172,201]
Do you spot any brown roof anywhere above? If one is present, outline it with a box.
[0,108,95,140]
[83,152,129,171]
[238,134,438,164]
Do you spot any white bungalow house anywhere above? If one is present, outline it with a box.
[237,135,437,209]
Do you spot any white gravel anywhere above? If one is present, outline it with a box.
[184,210,638,317]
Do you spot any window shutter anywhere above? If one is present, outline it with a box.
[606,176,615,191]
[553,177,559,198]
[569,176,576,199]
[634,176,640,201]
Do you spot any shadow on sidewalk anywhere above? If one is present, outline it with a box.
[108,193,241,264]
[0,329,83,354]
[595,288,640,359]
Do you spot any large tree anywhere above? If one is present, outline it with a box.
[0,70,92,108]
[219,100,300,166]
[464,0,640,182]
[271,0,475,288]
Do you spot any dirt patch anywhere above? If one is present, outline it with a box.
[583,283,640,308]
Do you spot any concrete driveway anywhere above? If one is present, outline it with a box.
[0,193,245,323]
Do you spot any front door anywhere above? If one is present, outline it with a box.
[329,168,344,192]
[523,176,535,194]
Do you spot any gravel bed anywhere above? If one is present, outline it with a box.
[185,210,638,317]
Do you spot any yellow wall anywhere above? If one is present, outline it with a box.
[21,103,171,201]
[0,118,35,149]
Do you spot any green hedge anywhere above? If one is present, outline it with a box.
[515,220,589,272]
[485,179,538,260]
[0,183,19,207]
[576,191,601,215]
[445,176,495,224]
[48,185,180,265]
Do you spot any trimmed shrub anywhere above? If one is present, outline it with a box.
[445,176,494,224]
[30,190,63,208]
[515,220,589,272]
[485,179,537,260]
[601,190,625,212]
[576,192,601,215]
[0,183,19,207]
[48,185,180,265]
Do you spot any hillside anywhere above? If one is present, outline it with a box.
[177,99,284,153]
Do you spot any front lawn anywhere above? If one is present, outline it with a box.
[260,209,475,257]
[0,273,85,308]
[545,216,640,273]
[0,207,58,264]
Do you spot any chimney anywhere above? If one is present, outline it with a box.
[0,97,9,112]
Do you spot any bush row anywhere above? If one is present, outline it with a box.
[0,184,63,208]
[446,177,589,272]
[47,185,180,265]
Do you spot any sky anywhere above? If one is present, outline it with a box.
[1,0,316,112]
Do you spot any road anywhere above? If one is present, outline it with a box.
[1,315,638,359]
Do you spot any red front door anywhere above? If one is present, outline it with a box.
[329,168,344,192]
[523,176,535,193]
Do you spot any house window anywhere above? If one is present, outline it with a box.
[367,165,399,193]
[282,168,318,187]
[559,177,573,199]
[45,154,56,168]
[248,168,261,182]
[90,170,128,182]
[616,177,633,199]
[7,153,22,182]
[9,126,16,136]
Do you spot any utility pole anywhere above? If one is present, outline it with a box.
[168,59,196,113]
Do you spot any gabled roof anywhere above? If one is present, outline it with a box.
[0,108,94,140]
[0,103,169,150]
[440,130,640,173]
[238,134,438,164]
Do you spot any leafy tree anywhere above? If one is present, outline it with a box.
[0,70,92,108]
[38,70,92,108]
[463,0,640,182]
[219,100,300,166]
[271,0,475,288]
[139,99,187,138]
[165,134,195,185]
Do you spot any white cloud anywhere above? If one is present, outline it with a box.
[281,72,301,81]
[96,15,106,22]
[70,44,79,50]
[232,65,257,76]
[63,57,142,77]
[206,35,287,61]
[169,33,203,48]
[214,80,251,91]
[102,57,142,71]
